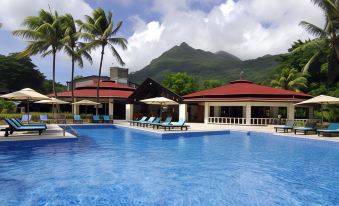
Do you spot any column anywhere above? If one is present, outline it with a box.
[73,98,79,115]
[204,102,209,124]
[125,104,134,120]
[287,104,295,120]
[109,98,114,117]
[179,104,187,120]
[245,104,251,125]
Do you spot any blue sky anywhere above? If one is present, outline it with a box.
[0,0,323,84]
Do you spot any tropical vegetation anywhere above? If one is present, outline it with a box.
[77,8,127,114]
[13,10,67,98]
[62,14,92,104]
[0,54,65,93]
[271,68,308,92]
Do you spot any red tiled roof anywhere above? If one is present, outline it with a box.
[77,81,134,90]
[184,80,311,101]
[51,89,133,98]
[184,97,308,102]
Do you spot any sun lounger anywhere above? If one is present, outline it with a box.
[129,116,147,126]
[151,117,172,129]
[73,115,83,124]
[40,114,50,124]
[162,118,189,131]
[140,117,160,127]
[13,118,46,128]
[92,115,102,123]
[274,120,294,133]
[1,118,46,137]
[21,114,32,123]
[317,123,339,137]
[293,122,317,135]
[103,115,113,123]
[139,117,155,127]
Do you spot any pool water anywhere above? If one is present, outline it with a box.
[0,125,339,206]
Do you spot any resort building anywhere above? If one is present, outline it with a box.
[126,78,183,121]
[54,67,135,119]
[183,80,314,125]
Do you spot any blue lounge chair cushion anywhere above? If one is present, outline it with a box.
[21,114,32,122]
[93,115,100,121]
[12,118,46,128]
[74,115,82,121]
[40,115,49,121]
[103,115,112,121]
[168,118,185,126]
[317,123,339,132]
[293,127,315,131]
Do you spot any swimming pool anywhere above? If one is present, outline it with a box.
[0,125,339,206]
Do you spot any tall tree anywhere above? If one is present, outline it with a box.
[271,68,308,92]
[294,0,339,82]
[163,72,199,95]
[12,9,66,97]
[77,7,127,114]
[62,14,92,105]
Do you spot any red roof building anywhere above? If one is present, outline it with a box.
[55,81,134,99]
[182,80,315,125]
[53,80,135,119]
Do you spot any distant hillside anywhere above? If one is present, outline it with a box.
[129,42,281,84]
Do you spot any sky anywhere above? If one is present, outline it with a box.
[0,0,324,84]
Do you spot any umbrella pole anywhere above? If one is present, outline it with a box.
[27,99,30,124]
[321,105,324,125]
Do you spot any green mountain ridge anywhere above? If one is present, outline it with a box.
[129,42,281,84]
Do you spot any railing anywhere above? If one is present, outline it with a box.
[63,124,79,137]
[208,117,246,124]
[208,117,321,125]
[250,118,287,125]
[293,118,321,125]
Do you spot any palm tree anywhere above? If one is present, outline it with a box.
[62,14,93,106]
[77,7,127,114]
[271,68,308,92]
[13,9,66,97]
[294,0,339,82]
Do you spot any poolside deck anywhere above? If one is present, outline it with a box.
[0,121,337,143]
[114,120,339,142]
[0,124,76,142]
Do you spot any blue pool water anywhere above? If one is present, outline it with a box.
[0,125,339,206]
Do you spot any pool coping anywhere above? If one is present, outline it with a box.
[60,123,339,143]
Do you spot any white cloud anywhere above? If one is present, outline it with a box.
[0,0,326,80]
[120,0,324,72]
[0,0,92,30]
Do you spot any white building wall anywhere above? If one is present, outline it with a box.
[109,98,114,116]
[179,104,187,120]
[125,104,134,120]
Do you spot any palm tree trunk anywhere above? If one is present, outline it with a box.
[52,50,57,98]
[332,32,339,60]
[96,45,105,115]
[71,57,75,113]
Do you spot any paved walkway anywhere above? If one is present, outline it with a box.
[115,120,339,142]
[0,124,76,141]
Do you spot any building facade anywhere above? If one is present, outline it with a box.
[54,67,135,119]
[183,80,316,125]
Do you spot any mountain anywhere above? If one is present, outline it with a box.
[129,42,281,84]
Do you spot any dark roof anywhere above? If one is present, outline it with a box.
[184,79,311,102]
[127,78,183,103]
